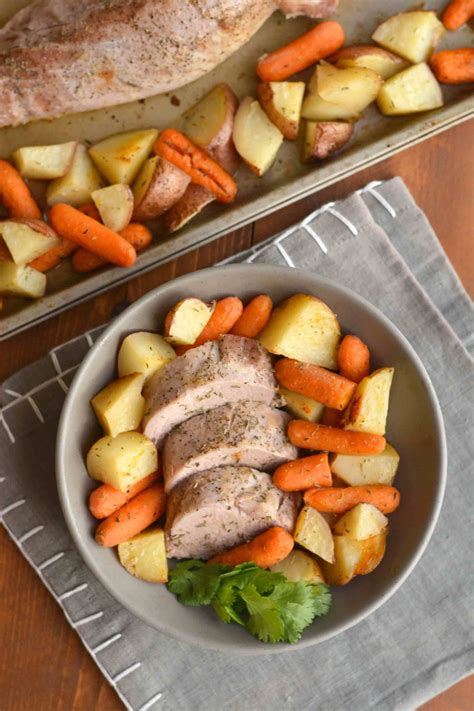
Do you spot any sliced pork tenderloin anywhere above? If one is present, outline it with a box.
[165,465,298,559]
[163,401,297,493]
[143,335,278,447]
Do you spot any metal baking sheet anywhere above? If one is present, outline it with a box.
[0,0,472,340]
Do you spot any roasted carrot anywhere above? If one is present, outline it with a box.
[209,526,294,568]
[320,407,343,427]
[304,485,400,515]
[288,421,386,455]
[230,294,273,338]
[273,453,332,491]
[29,238,77,272]
[430,48,474,84]
[72,223,153,273]
[0,160,42,219]
[256,21,345,82]
[95,483,166,547]
[50,203,136,268]
[154,129,237,204]
[275,358,356,411]
[442,0,474,29]
[337,335,370,383]
[78,202,102,221]
[176,296,244,354]
[89,471,159,519]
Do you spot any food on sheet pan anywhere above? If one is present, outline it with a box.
[83,290,401,643]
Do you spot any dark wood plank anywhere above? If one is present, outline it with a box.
[1,122,472,711]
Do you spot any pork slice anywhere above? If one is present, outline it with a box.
[143,335,278,447]
[165,465,298,559]
[163,401,297,493]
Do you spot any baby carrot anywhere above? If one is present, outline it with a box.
[442,0,474,29]
[320,407,343,427]
[0,160,42,219]
[89,471,159,519]
[78,202,102,221]
[29,238,77,272]
[230,294,273,338]
[275,358,356,411]
[72,223,153,273]
[273,453,332,491]
[209,527,294,568]
[176,296,244,354]
[256,21,345,82]
[430,48,474,84]
[50,203,136,268]
[95,483,166,547]
[304,485,400,514]
[288,421,386,455]
[154,129,237,204]
[338,335,370,383]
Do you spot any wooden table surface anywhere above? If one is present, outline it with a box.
[1,120,473,711]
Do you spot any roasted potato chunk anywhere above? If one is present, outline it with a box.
[355,530,387,574]
[117,331,176,382]
[86,431,158,492]
[132,156,190,222]
[271,549,325,584]
[302,121,353,162]
[118,528,168,583]
[334,503,388,540]
[164,298,214,346]
[91,372,145,437]
[279,386,324,422]
[47,144,104,207]
[372,11,445,64]
[259,293,341,370]
[302,63,381,121]
[13,141,78,180]
[344,367,394,435]
[257,81,305,140]
[330,443,400,486]
[330,45,409,80]
[0,220,60,266]
[377,63,443,116]
[91,184,134,232]
[294,505,335,563]
[232,97,284,176]
[320,534,362,585]
[0,261,46,298]
[89,129,159,185]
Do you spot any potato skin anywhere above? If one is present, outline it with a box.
[257,82,305,141]
[133,157,190,222]
[302,121,354,161]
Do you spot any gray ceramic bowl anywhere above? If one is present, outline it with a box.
[56,265,446,654]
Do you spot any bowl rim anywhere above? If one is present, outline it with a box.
[56,264,447,655]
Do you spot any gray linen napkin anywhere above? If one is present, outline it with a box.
[1,178,473,711]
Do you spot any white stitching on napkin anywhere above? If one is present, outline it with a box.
[113,662,142,683]
[38,551,65,570]
[18,525,44,543]
[1,498,26,516]
[4,388,45,424]
[50,350,69,394]
[1,365,78,417]
[359,180,397,217]
[92,633,122,654]
[139,691,164,710]
[0,412,15,443]
[74,611,104,627]
[59,583,88,600]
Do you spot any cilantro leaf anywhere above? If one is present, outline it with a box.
[213,564,285,624]
[269,581,329,644]
[167,560,229,606]
[240,584,285,644]
[310,583,332,618]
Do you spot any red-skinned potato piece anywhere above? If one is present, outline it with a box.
[132,156,190,222]
[302,120,354,162]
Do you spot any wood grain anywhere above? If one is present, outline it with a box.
[1,120,473,711]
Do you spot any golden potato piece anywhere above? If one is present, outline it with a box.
[302,121,353,162]
[91,184,134,232]
[271,549,325,584]
[13,141,78,180]
[46,144,104,207]
[279,386,324,422]
[330,443,400,486]
[331,45,409,80]
[320,535,362,585]
[89,129,159,185]
[0,220,60,266]
[164,297,214,346]
[355,530,387,575]
[377,63,443,116]
[334,503,388,541]
[302,63,381,121]
[344,367,394,436]
[0,261,46,298]
[372,11,445,64]
[91,372,145,437]
[259,293,341,370]
[232,97,284,176]
[257,81,305,140]
[117,331,176,382]
[294,506,335,563]
[86,431,158,492]
[118,528,168,583]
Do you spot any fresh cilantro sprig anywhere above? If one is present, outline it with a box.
[167,560,331,644]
